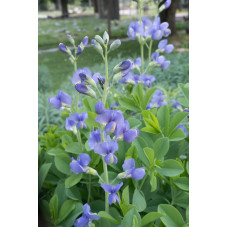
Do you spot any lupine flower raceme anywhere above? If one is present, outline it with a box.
[88,129,102,150]
[146,89,167,109]
[101,182,123,205]
[74,203,100,227]
[158,39,174,54]
[118,158,145,180]
[48,90,71,110]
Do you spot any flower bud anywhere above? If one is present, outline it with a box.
[103,31,109,45]
[109,39,121,52]
[91,39,104,57]
[95,101,105,114]
[75,84,97,99]
[67,35,75,46]
[113,59,133,74]
[59,43,71,55]
[159,0,171,12]
[113,71,124,83]
[118,172,127,179]
[79,73,97,88]
[85,167,98,176]
[95,35,105,46]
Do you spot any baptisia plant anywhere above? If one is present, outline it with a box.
[45,0,189,226]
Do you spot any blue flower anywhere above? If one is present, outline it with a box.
[74,203,100,227]
[183,108,189,118]
[171,100,183,110]
[48,90,71,109]
[122,159,145,180]
[88,129,102,150]
[95,109,124,134]
[146,89,167,109]
[134,57,142,67]
[113,59,134,77]
[65,112,88,131]
[158,39,174,54]
[75,84,97,99]
[119,72,137,85]
[59,43,68,53]
[151,52,170,70]
[76,36,89,56]
[72,68,95,85]
[94,136,118,165]
[78,102,83,108]
[115,120,139,143]
[140,74,156,88]
[177,124,188,137]
[70,154,91,174]
[95,101,105,114]
[101,182,123,205]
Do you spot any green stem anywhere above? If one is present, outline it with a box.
[138,173,148,191]
[102,46,109,104]
[111,176,118,185]
[140,44,144,74]
[148,40,153,62]
[87,175,91,203]
[102,157,109,213]
[156,173,173,187]
[77,130,83,152]
[74,61,79,112]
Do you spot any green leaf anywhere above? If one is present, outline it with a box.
[132,214,139,227]
[186,205,189,223]
[186,161,189,174]
[122,185,130,205]
[126,145,138,159]
[141,126,160,134]
[169,112,189,136]
[57,200,76,224]
[173,177,189,191]
[132,189,146,212]
[144,87,157,109]
[85,112,100,128]
[150,171,157,192]
[65,174,82,188]
[118,97,141,112]
[128,117,142,129]
[61,135,73,149]
[66,186,81,201]
[65,142,83,155]
[157,105,169,136]
[156,160,184,177]
[143,147,154,166]
[169,129,186,141]
[158,204,185,227]
[154,137,169,161]
[55,153,71,175]
[132,137,149,166]
[47,148,64,156]
[178,83,189,107]
[98,211,120,225]
[49,194,58,223]
[121,208,141,227]
[173,191,189,209]
[38,163,52,192]
[141,212,164,226]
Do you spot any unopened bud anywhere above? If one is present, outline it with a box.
[67,35,75,46]
[91,39,104,57]
[109,39,121,52]
[86,167,98,176]
[75,84,97,99]
[95,35,105,46]
[103,31,109,45]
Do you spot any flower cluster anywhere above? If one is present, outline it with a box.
[146,89,167,109]
[48,90,71,110]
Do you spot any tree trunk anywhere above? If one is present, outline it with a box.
[92,0,98,13]
[159,0,178,36]
[98,0,119,20]
[60,0,69,18]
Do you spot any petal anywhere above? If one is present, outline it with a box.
[88,129,101,149]
[160,22,169,30]
[58,90,71,105]
[152,30,163,40]
[82,36,89,46]
[75,83,88,94]
[101,183,113,193]
[83,203,91,215]
[123,129,139,143]
[92,73,100,83]
[122,158,135,171]
[72,69,83,84]
[78,154,91,167]
[74,215,89,227]
[80,112,88,121]
[165,44,174,53]
[70,161,85,174]
[95,110,111,124]
[161,61,170,70]
[70,113,81,122]
[95,101,105,114]
[94,142,108,156]
[109,193,120,205]
[65,117,76,131]
[87,213,100,220]
[158,39,168,50]
[113,182,123,192]
[134,57,141,67]
[48,96,61,109]
[105,121,116,134]
[131,168,146,180]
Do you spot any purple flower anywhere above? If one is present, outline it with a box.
[146,89,167,109]
[158,39,174,54]
[164,0,171,9]
[140,74,156,88]
[113,59,134,76]
[75,84,97,99]
[151,52,170,70]
[95,109,124,134]
[95,101,105,114]
[74,203,100,227]
[72,68,93,85]
[48,90,71,109]
[88,129,101,150]
[70,154,91,174]
[122,159,145,180]
[177,124,188,137]
[171,100,183,110]
[65,112,88,131]
[76,36,89,56]
[183,108,189,118]
[78,102,83,108]
[134,57,142,67]
[119,72,137,85]
[101,183,123,205]
[94,136,118,165]
[115,120,139,143]
[59,43,68,53]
